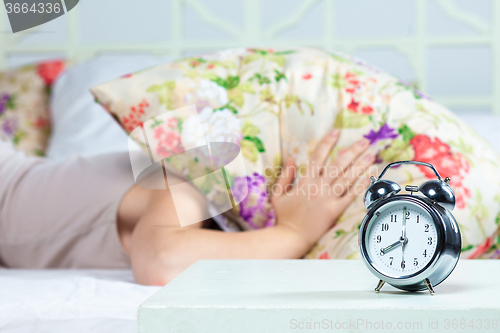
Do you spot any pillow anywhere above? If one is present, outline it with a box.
[0,60,66,156]
[90,47,500,259]
[46,55,174,161]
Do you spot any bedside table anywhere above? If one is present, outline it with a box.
[138,259,500,333]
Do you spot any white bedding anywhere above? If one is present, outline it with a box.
[0,269,160,333]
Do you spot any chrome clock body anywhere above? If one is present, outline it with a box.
[359,161,461,294]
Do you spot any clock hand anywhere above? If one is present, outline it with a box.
[380,239,403,255]
[402,240,405,268]
[402,206,407,267]
[402,206,407,240]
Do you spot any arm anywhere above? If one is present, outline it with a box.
[126,130,374,285]
[129,188,307,285]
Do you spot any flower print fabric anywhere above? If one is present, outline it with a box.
[410,134,471,210]
[0,60,67,156]
[197,107,242,145]
[36,60,65,86]
[0,94,11,115]
[153,120,183,158]
[2,118,18,136]
[183,80,229,110]
[364,123,399,144]
[232,173,275,229]
[122,99,149,132]
[91,47,500,260]
[283,139,309,167]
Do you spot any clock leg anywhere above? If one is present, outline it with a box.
[374,280,385,293]
[424,278,435,295]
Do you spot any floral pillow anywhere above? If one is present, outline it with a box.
[90,47,500,260]
[0,60,66,156]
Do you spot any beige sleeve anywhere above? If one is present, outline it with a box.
[0,139,135,269]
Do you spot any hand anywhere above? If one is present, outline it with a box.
[270,130,375,254]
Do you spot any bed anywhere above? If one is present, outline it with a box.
[1,51,500,332]
[0,269,160,333]
[1,1,500,331]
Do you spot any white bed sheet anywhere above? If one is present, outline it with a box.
[0,269,160,333]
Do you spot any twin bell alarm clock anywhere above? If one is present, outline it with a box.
[358,160,461,295]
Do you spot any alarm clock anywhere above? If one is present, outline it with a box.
[358,160,461,295]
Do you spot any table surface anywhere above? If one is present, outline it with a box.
[138,259,500,333]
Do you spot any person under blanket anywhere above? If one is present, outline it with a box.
[2,48,500,286]
[0,133,371,284]
[90,47,500,264]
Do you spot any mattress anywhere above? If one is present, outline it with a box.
[0,269,160,333]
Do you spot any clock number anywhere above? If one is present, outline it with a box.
[381,223,389,231]
[390,215,396,223]
[389,256,393,265]
[424,224,429,232]
[401,260,405,269]
[413,258,418,266]
[428,237,432,245]
[380,248,384,256]
[376,235,381,243]
[405,211,410,219]
[423,249,427,257]
[416,215,420,223]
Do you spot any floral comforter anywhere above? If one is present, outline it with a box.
[91,47,500,260]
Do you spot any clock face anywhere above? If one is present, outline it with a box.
[364,200,439,278]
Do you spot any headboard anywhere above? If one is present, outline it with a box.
[1,0,499,114]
